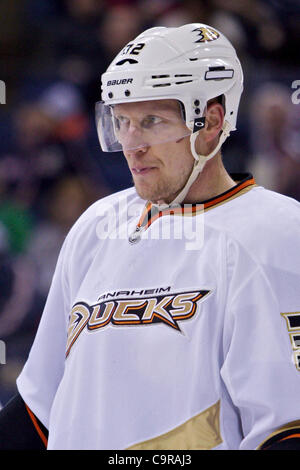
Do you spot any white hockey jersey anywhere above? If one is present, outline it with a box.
[17,174,300,450]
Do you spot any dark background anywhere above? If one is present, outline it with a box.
[0,0,300,406]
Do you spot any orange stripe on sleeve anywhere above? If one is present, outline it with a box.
[279,433,300,442]
[25,404,48,448]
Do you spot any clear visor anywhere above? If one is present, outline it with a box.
[95,100,192,152]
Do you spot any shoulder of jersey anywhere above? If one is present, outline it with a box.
[207,185,300,249]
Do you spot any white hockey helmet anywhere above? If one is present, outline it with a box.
[96,23,243,205]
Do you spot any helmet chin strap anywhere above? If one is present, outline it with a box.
[153,120,232,210]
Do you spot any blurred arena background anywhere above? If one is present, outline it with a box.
[0,0,300,406]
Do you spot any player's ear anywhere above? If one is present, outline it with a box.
[203,101,224,142]
[194,101,224,155]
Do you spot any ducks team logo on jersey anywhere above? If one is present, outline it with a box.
[66,288,211,357]
[281,311,300,371]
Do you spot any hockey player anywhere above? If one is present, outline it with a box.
[1,23,300,450]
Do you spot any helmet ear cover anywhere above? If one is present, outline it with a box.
[179,97,224,124]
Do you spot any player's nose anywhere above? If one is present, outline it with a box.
[123,126,148,153]
[125,144,149,158]
[122,128,148,153]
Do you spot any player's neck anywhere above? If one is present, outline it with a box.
[183,153,236,204]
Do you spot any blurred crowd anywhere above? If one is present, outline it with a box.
[0,0,300,405]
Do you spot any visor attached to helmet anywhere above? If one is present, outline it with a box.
[95,99,193,152]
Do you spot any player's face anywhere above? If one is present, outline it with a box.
[114,99,194,204]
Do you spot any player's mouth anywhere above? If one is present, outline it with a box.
[131,166,157,175]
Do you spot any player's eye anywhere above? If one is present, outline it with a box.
[114,115,129,131]
[141,115,163,129]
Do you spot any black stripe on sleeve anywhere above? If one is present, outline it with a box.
[0,393,48,450]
